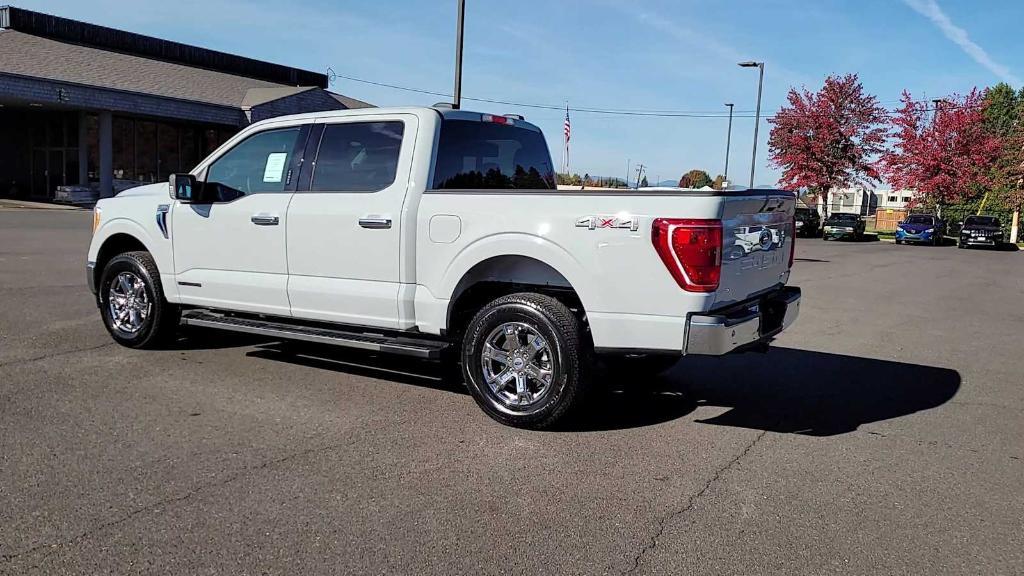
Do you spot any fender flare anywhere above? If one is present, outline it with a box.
[439,232,596,308]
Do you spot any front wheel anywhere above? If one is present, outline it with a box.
[461,293,589,429]
[98,251,179,349]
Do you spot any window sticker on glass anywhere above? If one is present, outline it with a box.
[263,152,288,183]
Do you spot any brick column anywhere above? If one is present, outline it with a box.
[98,111,113,198]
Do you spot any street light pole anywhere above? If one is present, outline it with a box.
[453,0,466,109]
[738,61,764,188]
[723,102,734,188]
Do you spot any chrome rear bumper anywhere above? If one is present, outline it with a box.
[684,287,801,355]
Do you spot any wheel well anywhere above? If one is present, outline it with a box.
[446,256,585,339]
[95,233,148,285]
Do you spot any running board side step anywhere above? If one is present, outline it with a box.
[180,310,449,360]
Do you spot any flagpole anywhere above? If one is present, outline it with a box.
[564,102,570,175]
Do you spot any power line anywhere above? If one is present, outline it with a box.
[326,69,986,120]
[327,69,758,117]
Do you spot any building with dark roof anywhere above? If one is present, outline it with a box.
[0,6,372,199]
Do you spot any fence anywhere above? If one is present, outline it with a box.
[874,208,909,231]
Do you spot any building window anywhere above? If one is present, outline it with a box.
[888,195,897,203]
[135,121,157,183]
[157,123,179,180]
[112,117,135,181]
[902,196,912,203]
[181,127,198,173]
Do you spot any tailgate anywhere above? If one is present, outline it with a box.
[715,191,795,308]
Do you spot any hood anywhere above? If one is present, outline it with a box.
[962,224,1001,232]
[116,182,168,198]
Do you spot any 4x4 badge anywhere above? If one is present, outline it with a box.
[575,215,640,231]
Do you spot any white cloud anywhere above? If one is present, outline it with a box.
[904,0,1021,86]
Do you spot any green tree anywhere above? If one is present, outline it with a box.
[678,169,713,188]
[640,175,649,187]
[712,174,727,190]
[983,83,1024,242]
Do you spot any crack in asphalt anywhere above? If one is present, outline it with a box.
[0,342,114,370]
[623,430,769,576]
[0,435,357,569]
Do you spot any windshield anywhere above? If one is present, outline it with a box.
[906,215,933,225]
[964,216,1000,227]
[828,214,859,222]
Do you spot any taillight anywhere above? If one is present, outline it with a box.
[652,218,722,292]
[788,215,796,268]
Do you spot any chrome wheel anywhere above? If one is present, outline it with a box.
[107,271,150,334]
[480,322,555,408]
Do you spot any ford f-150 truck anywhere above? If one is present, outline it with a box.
[87,106,801,428]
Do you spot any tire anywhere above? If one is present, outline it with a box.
[958,242,965,249]
[895,238,902,245]
[461,292,589,429]
[98,251,179,349]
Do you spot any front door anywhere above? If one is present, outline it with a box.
[286,115,416,328]
[172,124,308,316]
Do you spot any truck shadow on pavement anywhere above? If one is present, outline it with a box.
[628,346,961,436]
[246,342,960,435]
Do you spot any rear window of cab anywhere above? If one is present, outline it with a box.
[432,119,556,190]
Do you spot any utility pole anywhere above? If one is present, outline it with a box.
[724,103,734,188]
[634,163,646,189]
[625,158,630,188]
[738,61,764,188]
[453,0,465,109]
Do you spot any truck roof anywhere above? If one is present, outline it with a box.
[247,106,543,133]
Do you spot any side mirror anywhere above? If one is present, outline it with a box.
[169,173,201,202]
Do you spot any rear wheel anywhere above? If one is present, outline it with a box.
[461,292,588,429]
[98,251,179,349]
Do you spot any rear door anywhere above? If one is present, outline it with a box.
[715,191,795,308]
[286,114,416,328]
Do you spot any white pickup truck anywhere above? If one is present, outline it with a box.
[87,106,800,428]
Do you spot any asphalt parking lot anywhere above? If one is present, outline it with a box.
[2,208,1023,575]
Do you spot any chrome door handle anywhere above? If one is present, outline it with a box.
[358,217,392,229]
[251,214,280,226]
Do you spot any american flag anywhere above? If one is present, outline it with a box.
[563,105,571,143]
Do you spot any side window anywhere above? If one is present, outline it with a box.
[310,121,405,192]
[205,127,302,200]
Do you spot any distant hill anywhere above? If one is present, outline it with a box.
[654,179,678,187]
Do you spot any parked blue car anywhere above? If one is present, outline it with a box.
[895,214,946,246]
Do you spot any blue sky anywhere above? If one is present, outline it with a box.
[22,0,1023,186]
